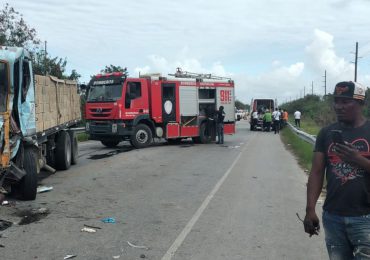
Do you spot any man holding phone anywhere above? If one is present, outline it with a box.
[304,81,370,259]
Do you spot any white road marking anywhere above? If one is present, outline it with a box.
[161,136,252,260]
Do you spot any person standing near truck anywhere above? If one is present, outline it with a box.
[294,110,301,128]
[272,108,281,134]
[263,109,272,132]
[304,81,370,259]
[251,109,258,130]
[283,109,289,128]
[216,106,225,144]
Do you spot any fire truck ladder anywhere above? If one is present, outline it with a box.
[169,67,232,81]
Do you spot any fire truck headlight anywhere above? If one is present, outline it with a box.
[112,123,118,133]
[86,122,90,131]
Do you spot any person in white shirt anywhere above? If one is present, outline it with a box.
[272,108,281,134]
[250,110,259,131]
[294,110,301,127]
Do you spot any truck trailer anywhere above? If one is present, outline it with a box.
[0,46,81,200]
[85,68,236,148]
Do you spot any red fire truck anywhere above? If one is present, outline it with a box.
[85,68,235,148]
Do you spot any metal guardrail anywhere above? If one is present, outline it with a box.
[287,122,316,145]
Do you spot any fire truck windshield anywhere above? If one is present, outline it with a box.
[87,84,123,102]
[0,61,9,112]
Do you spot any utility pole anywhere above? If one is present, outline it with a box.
[323,70,327,97]
[311,81,313,95]
[44,40,47,76]
[355,42,358,82]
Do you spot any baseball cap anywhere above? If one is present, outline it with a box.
[333,81,367,100]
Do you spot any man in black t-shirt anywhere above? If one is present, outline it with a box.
[216,106,225,144]
[304,81,370,259]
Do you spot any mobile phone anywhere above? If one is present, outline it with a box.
[331,130,345,145]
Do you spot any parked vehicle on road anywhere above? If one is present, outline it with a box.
[0,46,81,200]
[85,68,236,148]
[249,98,277,131]
[235,109,245,121]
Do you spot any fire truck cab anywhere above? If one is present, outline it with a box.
[85,68,236,148]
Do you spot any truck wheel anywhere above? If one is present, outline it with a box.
[199,123,211,144]
[101,140,120,148]
[55,131,72,170]
[18,148,38,200]
[131,124,153,148]
[69,131,78,165]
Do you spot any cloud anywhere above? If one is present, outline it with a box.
[305,29,354,82]
[134,52,231,78]
[233,62,305,104]
[131,29,370,105]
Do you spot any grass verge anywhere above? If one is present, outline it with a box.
[280,126,314,173]
[77,132,89,142]
[289,118,320,136]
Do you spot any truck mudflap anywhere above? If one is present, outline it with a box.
[224,123,235,134]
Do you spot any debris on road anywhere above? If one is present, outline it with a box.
[127,241,149,250]
[101,217,116,223]
[64,255,77,259]
[81,227,96,233]
[37,186,53,193]
[84,224,101,230]
[17,208,50,225]
[112,256,120,259]
[0,219,12,231]
[1,200,9,206]
[140,254,146,258]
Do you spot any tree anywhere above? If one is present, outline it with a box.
[67,69,81,81]
[0,3,40,48]
[235,99,246,110]
[0,3,81,80]
[31,50,67,79]
[101,65,127,74]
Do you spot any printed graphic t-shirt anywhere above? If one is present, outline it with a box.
[315,121,370,216]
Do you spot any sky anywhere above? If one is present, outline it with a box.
[3,0,370,105]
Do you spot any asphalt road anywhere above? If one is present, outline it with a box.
[0,121,327,260]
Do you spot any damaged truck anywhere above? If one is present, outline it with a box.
[0,46,81,200]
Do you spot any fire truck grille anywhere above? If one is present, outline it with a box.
[89,108,112,118]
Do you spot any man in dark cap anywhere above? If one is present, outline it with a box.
[304,81,370,259]
[216,106,225,144]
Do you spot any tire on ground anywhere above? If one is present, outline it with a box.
[101,140,120,148]
[55,131,72,170]
[18,147,38,200]
[130,124,153,148]
[68,131,78,165]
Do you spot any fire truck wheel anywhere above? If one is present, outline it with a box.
[18,147,38,200]
[69,131,78,165]
[55,131,72,170]
[199,123,211,144]
[131,124,153,148]
[101,140,120,148]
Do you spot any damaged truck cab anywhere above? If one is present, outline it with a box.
[0,47,81,200]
